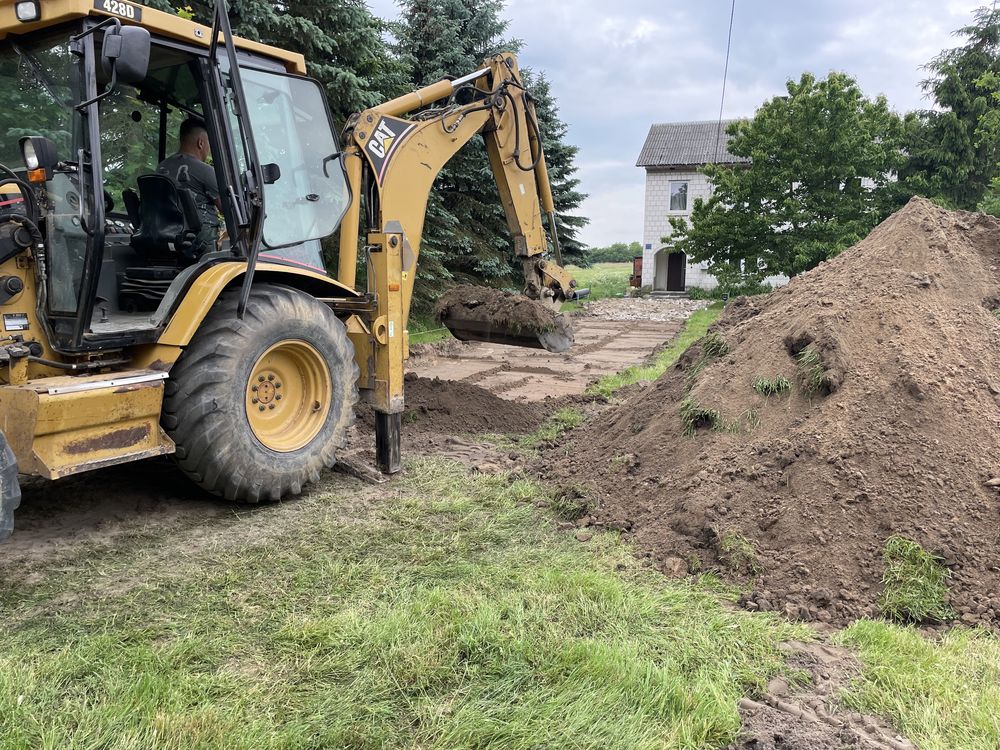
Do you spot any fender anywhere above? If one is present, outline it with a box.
[130,261,360,370]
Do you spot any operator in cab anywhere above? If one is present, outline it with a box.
[157,117,222,256]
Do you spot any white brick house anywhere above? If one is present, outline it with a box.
[636,120,786,292]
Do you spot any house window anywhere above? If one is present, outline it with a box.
[669,181,688,211]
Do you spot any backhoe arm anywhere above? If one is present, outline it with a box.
[337,52,578,471]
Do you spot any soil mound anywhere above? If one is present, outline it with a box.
[359,374,545,436]
[436,285,561,334]
[550,198,1000,627]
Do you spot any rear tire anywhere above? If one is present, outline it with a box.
[0,431,21,541]
[162,283,358,503]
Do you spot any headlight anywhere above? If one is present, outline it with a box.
[21,139,38,170]
[15,1,40,22]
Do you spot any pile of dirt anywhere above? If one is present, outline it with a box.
[436,285,563,334]
[548,198,1000,627]
[358,373,545,436]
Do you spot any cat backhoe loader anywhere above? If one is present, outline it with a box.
[0,0,581,538]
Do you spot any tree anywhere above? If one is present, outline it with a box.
[157,1,405,128]
[585,241,642,264]
[900,6,1000,210]
[395,0,587,311]
[522,70,588,263]
[667,72,904,287]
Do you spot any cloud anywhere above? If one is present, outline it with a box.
[364,0,984,247]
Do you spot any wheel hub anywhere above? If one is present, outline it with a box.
[245,340,332,452]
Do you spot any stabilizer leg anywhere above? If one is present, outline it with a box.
[375,411,402,474]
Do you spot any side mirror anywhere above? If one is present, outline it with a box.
[19,136,59,182]
[101,25,150,85]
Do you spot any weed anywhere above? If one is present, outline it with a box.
[519,407,585,449]
[717,531,764,575]
[878,536,953,624]
[752,376,791,396]
[795,347,829,396]
[702,332,730,358]
[743,408,761,430]
[548,485,593,521]
[608,453,637,474]
[588,303,723,398]
[993,308,1000,322]
[680,396,722,437]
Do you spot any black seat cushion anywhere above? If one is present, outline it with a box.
[130,174,204,263]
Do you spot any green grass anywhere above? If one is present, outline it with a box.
[409,314,453,345]
[519,406,585,449]
[794,347,829,396]
[716,532,763,576]
[0,459,807,750]
[679,396,722,437]
[839,621,1000,750]
[701,332,730,358]
[560,262,631,312]
[752,376,791,396]
[588,303,724,399]
[879,536,954,624]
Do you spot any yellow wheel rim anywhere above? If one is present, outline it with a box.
[245,340,332,453]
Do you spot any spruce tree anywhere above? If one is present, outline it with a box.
[522,69,587,263]
[900,7,1000,210]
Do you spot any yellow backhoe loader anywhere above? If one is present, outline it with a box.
[0,0,582,538]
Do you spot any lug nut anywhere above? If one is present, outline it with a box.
[252,398,259,404]
[275,394,282,400]
[268,404,275,410]
[251,385,258,392]
[259,405,266,412]
[268,374,274,381]
[258,375,265,382]
[275,383,281,388]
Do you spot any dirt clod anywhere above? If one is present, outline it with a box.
[436,284,566,335]
[550,198,1000,628]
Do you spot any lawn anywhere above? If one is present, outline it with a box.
[0,462,805,750]
[561,262,631,312]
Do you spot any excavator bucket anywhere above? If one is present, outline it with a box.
[436,285,575,353]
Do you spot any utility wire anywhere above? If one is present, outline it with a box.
[714,0,737,162]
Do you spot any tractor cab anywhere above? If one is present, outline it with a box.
[0,0,352,354]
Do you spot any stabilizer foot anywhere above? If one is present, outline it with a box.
[375,411,402,474]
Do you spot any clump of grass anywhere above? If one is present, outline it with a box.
[519,406,584,449]
[743,408,761,430]
[680,396,722,437]
[993,308,1000,322]
[838,621,1000,750]
[702,332,730,358]
[548,484,593,521]
[716,531,764,575]
[608,453,637,474]
[588,303,723,398]
[878,536,953,624]
[752,376,791,396]
[795,347,830,396]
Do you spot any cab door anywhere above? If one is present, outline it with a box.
[203,0,350,314]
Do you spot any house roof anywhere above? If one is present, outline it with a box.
[636,120,750,168]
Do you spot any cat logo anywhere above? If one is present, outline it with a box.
[364,116,416,184]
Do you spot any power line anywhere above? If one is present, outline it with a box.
[714,0,736,162]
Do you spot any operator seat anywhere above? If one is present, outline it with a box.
[129,174,203,264]
[118,174,204,313]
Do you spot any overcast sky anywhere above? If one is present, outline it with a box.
[365,0,990,247]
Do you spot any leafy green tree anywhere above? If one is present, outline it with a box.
[900,6,1000,210]
[585,241,642,264]
[667,72,904,286]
